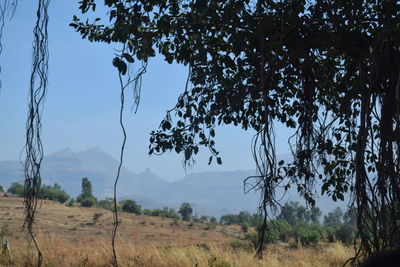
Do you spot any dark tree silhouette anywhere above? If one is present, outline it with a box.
[77,177,97,207]
[178,202,193,221]
[121,199,141,215]
[71,1,400,263]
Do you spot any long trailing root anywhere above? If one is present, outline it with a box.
[111,44,147,267]
[23,0,50,266]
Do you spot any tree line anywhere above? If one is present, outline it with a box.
[1,178,209,222]
[220,202,356,247]
[1,178,355,246]
[5,182,70,203]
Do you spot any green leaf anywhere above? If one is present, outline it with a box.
[184,149,191,161]
[118,61,127,75]
[210,128,215,137]
[123,53,135,63]
[161,120,171,131]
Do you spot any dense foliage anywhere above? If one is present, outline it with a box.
[7,182,24,196]
[7,182,70,203]
[120,199,142,214]
[142,206,180,219]
[178,202,193,221]
[77,177,98,207]
[72,0,400,261]
[221,202,356,247]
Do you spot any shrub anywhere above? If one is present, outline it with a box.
[121,199,141,215]
[37,184,70,203]
[241,223,249,233]
[178,202,193,221]
[143,209,151,215]
[150,209,162,216]
[244,233,258,248]
[66,198,75,207]
[336,224,355,245]
[80,197,96,207]
[295,225,323,246]
[97,198,113,211]
[77,177,97,206]
[7,182,24,196]
[265,227,280,243]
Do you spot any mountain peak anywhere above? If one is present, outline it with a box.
[49,148,76,158]
[143,167,152,173]
[84,147,106,154]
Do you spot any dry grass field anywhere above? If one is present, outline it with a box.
[0,197,353,266]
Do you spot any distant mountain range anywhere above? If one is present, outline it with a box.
[0,147,348,217]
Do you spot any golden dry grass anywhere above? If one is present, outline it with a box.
[0,197,354,266]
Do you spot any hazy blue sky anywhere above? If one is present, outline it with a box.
[0,1,293,181]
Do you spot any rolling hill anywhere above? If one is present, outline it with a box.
[0,148,347,217]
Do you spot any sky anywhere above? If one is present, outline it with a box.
[0,1,294,182]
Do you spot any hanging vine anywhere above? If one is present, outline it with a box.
[23,0,50,266]
[111,44,147,266]
[71,0,400,264]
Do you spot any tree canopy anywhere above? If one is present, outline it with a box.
[77,177,97,207]
[42,0,400,263]
[178,202,193,221]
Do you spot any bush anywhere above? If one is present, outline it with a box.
[178,202,193,221]
[6,182,70,203]
[143,209,152,215]
[244,233,258,248]
[77,177,97,206]
[0,185,4,192]
[37,184,70,203]
[7,182,24,196]
[163,207,180,219]
[295,224,323,246]
[121,199,141,215]
[336,224,355,245]
[150,209,162,216]
[265,227,280,243]
[66,198,75,207]
[80,197,97,207]
[270,219,292,242]
[97,198,113,211]
[241,223,249,233]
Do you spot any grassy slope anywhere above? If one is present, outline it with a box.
[0,197,353,266]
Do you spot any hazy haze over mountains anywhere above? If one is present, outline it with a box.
[0,147,347,217]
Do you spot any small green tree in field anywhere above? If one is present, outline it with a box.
[37,183,70,203]
[80,197,97,207]
[121,199,141,215]
[77,177,97,207]
[241,223,249,233]
[323,207,344,228]
[97,198,114,211]
[178,202,193,221]
[0,185,4,192]
[7,182,24,196]
[81,177,92,198]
